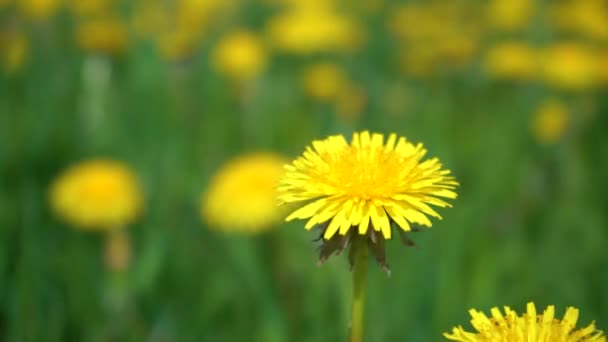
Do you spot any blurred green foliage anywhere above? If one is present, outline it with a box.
[1,0,608,341]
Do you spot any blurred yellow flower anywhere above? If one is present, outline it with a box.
[532,99,569,144]
[278,131,458,240]
[486,0,533,32]
[157,29,199,62]
[68,0,110,17]
[1,30,29,74]
[76,16,129,55]
[266,6,361,54]
[18,0,62,20]
[550,0,608,41]
[541,42,598,90]
[444,302,606,341]
[485,42,538,80]
[202,153,287,233]
[50,159,143,230]
[301,62,347,101]
[132,1,170,39]
[212,31,267,81]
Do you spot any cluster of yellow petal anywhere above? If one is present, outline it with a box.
[444,302,606,342]
[202,153,287,233]
[278,131,458,240]
[50,159,143,230]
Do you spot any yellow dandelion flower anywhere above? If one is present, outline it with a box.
[202,153,287,233]
[444,302,606,341]
[301,62,347,102]
[278,131,457,266]
[532,99,569,144]
[76,16,129,56]
[18,0,62,20]
[485,42,538,80]
[265,6,361,54]
[212,31,267,81]
[1,30,29,74]
[68,0,111,17]
[541,42,598,90]
[486,0,533,32]
[50,159,143,230]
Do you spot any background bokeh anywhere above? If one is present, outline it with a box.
[1,0,608,340]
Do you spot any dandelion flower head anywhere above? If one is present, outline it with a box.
[212,31,267,81]
[278,131,457,259]
[203,153,287,233]
[444,302,606,342]
[50,159,143,230]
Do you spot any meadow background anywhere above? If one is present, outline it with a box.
[1,0,608,341]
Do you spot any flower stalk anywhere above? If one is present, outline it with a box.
[349,236,368,342]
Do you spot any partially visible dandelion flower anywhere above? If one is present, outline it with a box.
[301,62,347,101]
[203,153,287,233]
[68,0,111,17]
[550,0,608,41]
[532,99,569,144]
[18,0,62,20]
[484,41,538,80]
[1,30,29,74]
[76,16,129,56]
[50,159,143,230]
[541,42,598,90]
[265,6,361,54]
[212,31,267,81]
[444,302,606,341]
[486,0,533,32]
[278,131,458,268]
[157,29,199,62]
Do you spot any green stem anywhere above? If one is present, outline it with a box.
[350,237,368,342]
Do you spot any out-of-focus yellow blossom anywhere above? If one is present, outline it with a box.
[550,0,608,41]
[335,84,366,122]
[486,0,533,32]
[157,30,199,62]
[202,153,287,233]
[266,6,362,54]
[444,302,605,341]
[398,46,440,78]
[485,42,538,80]
[76,16,129,55]
[68,0,111,17]
[301,62,347,101]
[390,3,480,72]
[212,31,267,81]
[598,51,608,83]
[18,0,62,20]
[175,0,234,34]
[1,30,29,74]
[532,99,569,144]
[132,1,170,39]
[541,42,598,90]
[390,4,451,43]
[50,159,144,230]
[436,32,478,69]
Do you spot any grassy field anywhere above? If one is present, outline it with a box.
[1,0,608,341]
